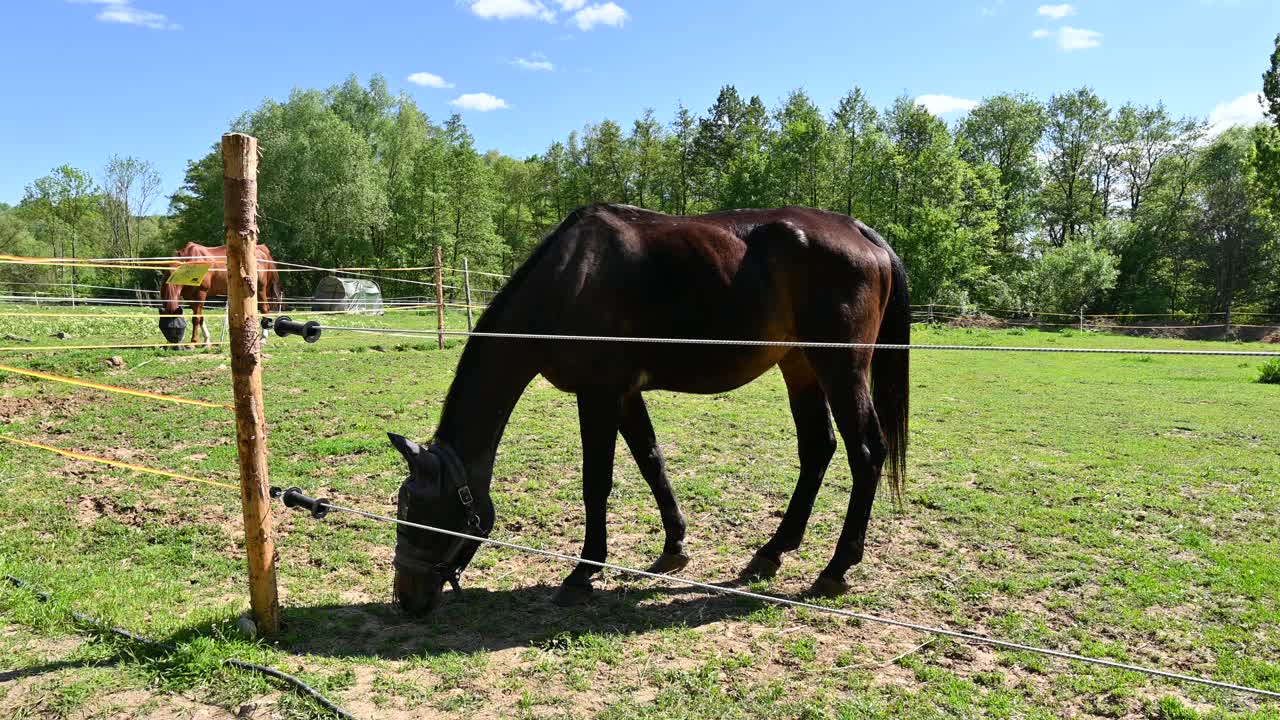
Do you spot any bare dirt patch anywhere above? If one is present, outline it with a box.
[0,387,95,426]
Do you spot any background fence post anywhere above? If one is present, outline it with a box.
[434,245,445,350]
[463,256,474,333]
[1079,306,1085,332]
[222,132,280,638]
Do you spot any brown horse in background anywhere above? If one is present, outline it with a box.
[158,242,283,346]
[389,204,910,616]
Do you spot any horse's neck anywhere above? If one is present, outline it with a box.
[433,337,538,489]
[161,286,183,312]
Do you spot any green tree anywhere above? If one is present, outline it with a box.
[442,116,501,268]
[247,90,389,267]
[1040,88,1111,245]
[582,118,630,203]
[958,93,1045,264]
[666,103,699,214]
[695,86,748,207]
[1112,127,1204,312]
[101,155,161,259]
[829,87,881,218]
[771,89,828,207]
[1022,238,1119,313]
[1197,128,1272,320]
[628,109,665,209]
[1252,33,1280,225]
[20,165,98,286]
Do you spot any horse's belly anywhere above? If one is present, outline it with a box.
[539,343,786,396]
[643,345,787,393]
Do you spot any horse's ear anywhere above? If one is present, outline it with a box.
[387,433,421,465]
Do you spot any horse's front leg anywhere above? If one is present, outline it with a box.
[554,392,622,606]
[619,392,688,574]
[187,307,200,348]
[199,313,211,347]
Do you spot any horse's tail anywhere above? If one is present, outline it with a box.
[867,226,910,506]
[266,269,284,313]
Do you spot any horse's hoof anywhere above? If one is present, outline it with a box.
[646,552,690,574]
[741,551,781,581]
[552,582,594,607]
[808,575,850,598]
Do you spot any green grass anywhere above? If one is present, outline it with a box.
[1,306,1278,718]
[1258,358,1280,384]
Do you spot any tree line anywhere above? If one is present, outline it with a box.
[5,38,1280,317]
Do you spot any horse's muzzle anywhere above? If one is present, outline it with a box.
[159,317,187,344]
[394,567,444,617]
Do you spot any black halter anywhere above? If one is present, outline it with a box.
[392,441,488,595]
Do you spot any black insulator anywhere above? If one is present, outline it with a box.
[281,487,330,519]
[271,316,322,343]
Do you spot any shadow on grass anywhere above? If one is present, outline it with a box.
[0,656,122,683]
[224,580,777,661]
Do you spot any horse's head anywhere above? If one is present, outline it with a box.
[158,282,186,344]
[388,433,493,617]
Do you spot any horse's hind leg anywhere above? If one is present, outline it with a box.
[619,392,688,574]
[804,348,885,597]
[743,353,836,580]
[554,392,623,606]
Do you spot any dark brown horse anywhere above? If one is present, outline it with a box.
[390,204,910,615]
[158,242,283,346]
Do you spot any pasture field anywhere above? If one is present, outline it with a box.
[1,305,1278,719]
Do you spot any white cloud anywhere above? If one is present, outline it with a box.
[466,0,555,22]
[1058,26,1102,49]
[450,93,510,112]
[917,94,979,115]
[70,0,179,30]
[409,71,455,87]
[1032,25,1101,50]
[463,0,629,29]
[513,54,554,71]
[1037,3,1075,19]
[1208,92,1264,134]
[463,0,629,30]
[572,2,628,30]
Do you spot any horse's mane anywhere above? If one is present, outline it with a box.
[436,211,580,438]
[471,210,579,334]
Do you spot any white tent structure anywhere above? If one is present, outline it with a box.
[311,276,384,314]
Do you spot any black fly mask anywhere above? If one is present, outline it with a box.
[388,433,494,616]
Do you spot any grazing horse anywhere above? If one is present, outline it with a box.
[158,242,283,346]
[389,204,910,616]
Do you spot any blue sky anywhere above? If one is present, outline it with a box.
[2,0,1277,206]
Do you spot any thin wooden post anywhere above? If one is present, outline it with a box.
[1079,306,1085,332]
[463,256,474,333]
[434,245,445,349]
[222,133,280,638]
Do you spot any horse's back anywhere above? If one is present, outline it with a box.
[516,205,897,393]
[547,205,893,320]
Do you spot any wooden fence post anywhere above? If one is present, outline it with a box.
[463,256,474,333]
[434,245,445,350]
[1079,306,1085,332]
[222,133,280,638]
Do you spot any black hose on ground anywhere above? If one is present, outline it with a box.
[3,575,356,720]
